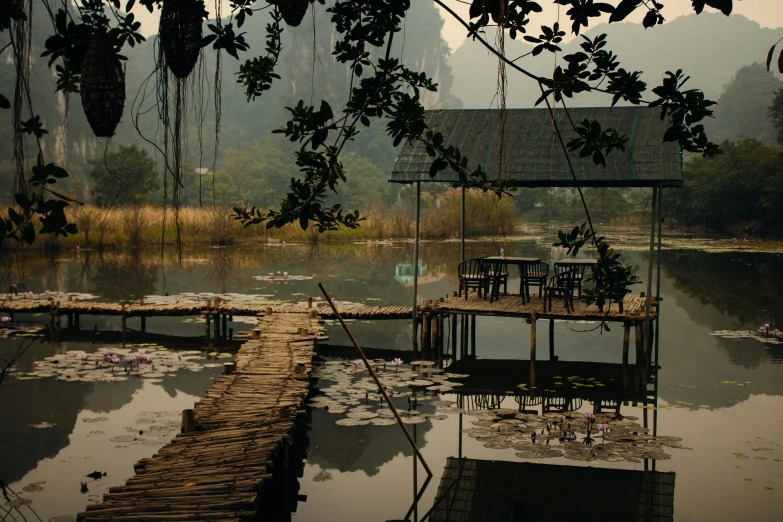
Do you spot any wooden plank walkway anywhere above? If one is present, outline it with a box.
[0,299,411,320]
[76,312,325,521]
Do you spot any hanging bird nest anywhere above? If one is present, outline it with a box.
[80,27,125,138]
[275,0,310,27]
[159,0,205,79]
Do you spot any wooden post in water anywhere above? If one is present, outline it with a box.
[451,313,457,361]
[622,321,631,389]
[66,312,73,329]
[470,315,476,357]
[181,409,195,433]
[431,308,439,355]
[530,312,537,361]
[224,362,236,375]
[140,316,146,332]
[307,297,313,308]
[205,315,211,345]
[74,313,80,330]
[222,314,228,339]
[635,321,644,391]
[421,311,431,351]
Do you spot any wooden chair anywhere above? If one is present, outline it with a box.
[543,267,577,313]
[523,262,549,298]
[458,259,489,300]
[484,259,509,303]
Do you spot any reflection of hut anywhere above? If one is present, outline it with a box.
[395,261,446,287]
[446,358,648,406]
[429,457,675,521]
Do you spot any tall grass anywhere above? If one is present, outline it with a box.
[1,189,518,250]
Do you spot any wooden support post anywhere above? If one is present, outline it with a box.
[530,312,537,361]
[635,321,644,390]
[74,313,80,330]
[622,322,631,365]
[548,318,555,361]
[431,310,440,354]
[67,312,73,329]
[222,314,228,339]
[181,409,195,433]
[421,312,431,351]
[459,315,467,360]
[451,313,457,360]
[120,313,126,343]
[470,315,476,357]
[265,306,273,316]
[223,362,236,375]
[307,297,313,308]
[205,315,211,344]
[228,327,233,340]
[140,315,146,332]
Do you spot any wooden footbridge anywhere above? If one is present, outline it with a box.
[76,311,324,521]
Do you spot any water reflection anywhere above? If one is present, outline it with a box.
[3,240,783,520]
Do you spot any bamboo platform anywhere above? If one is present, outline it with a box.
[435,292,649,321]
[76,312,325,521]
[0,299,411,320]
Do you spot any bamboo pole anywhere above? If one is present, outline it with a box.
[319,282,432,477]
[412,180,421,351]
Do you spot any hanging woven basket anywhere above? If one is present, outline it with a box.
[80,27,125,138]
[277,0,310,27]
[159,0,204,79]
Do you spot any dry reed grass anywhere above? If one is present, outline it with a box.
[1,189,517,250]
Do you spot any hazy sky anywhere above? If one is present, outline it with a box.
[135,1,783,52]
[436,0,783,51]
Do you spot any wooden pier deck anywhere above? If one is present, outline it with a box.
[435,292,649,321]
[0,298,411,320]
[76,311,324,521]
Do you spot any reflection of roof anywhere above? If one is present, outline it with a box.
[430,457,676,521]
[390,108,682,188]
[395,273,446,287]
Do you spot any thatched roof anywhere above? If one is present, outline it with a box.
[390,107,683,188]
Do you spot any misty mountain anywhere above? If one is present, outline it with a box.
[449,12,783,109]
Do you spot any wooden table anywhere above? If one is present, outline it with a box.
[554,258,598,267]
[482,256,542,303]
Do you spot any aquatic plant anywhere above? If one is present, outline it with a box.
[392,358,403,373]
[77,352,87,364]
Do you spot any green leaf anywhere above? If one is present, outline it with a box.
[766,44,776,71]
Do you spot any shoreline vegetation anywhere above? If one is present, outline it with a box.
[1,189,517,251]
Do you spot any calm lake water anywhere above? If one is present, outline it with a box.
[2,231,783,521]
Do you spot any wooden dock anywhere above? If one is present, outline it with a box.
[0,298,411,322]
[76,312,324,521]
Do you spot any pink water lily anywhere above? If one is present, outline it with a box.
[558,414,567,424]
[111,355,120,365]
[77,352,87,363]
[137,349,146,355]
[598,423,608,432]
[392,357,403,373]
[352,360,361,370]
[583,412,596,423]
[101,349,113,358]
[0,316,11,323]
[165,361,173,368]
